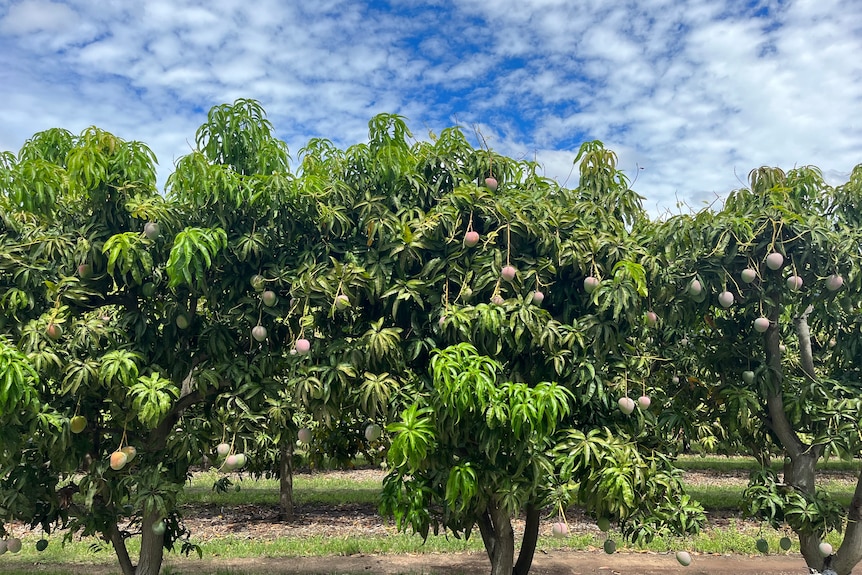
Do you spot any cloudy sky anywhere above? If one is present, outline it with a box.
[1,0,860,215]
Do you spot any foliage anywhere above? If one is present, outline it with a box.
[553,428,704,544]
[742,469,844,535]
[382,343,572,537]
[4,97,860,575]
[647,165,862,574]
[0,102,300,575]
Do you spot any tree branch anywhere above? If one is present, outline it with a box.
[794,305,817,382]
[149,388,206,451]
[149,351,216,447]
[107,521,135,575]
[476,508,496,563]
[831,465,862,575]
[513,505,541,575]
[764,303,807,459]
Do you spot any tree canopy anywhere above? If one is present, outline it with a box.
[1,99,861,575]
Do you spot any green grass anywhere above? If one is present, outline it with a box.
[0,538,126,568]
[675,454,862,474]
[179,470,383,506]
[198,532,486,557]
[677,455,858,511]
[180,463,858,512]
[0,525,847,575]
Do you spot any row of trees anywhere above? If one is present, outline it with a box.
[1,99,860,575]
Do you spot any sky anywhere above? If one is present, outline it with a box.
[1,0,860,216]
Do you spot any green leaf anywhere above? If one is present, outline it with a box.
[0,338,39,414]
[99,349,144,387]
[129,373,179,428]
[102,232,153,285]
[166,227,228,289]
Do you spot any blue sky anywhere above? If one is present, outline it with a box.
[1,0,860,215]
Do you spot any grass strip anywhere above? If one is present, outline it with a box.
[674,455,861,473]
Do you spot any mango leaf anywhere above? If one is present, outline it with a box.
[99,349,144,387]
[0,339,39,414]
[129,373,179,428]
[103,232,153,285]
[166,227,228,288]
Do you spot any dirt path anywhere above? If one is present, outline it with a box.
[166,551,838,575]
[22,550,843,574]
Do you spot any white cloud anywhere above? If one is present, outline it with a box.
[0,0,78,34]
[0,0,859,216]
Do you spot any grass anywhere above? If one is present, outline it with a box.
[1,456,857,575]
[0,525,848,575]
[179,470,383,506]
[675,454,861,474]
[180,460,857,511]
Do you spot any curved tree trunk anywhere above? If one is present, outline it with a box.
[783,309,843,574]
[763,306,820,570]
[488,503,515,575]
[477,502,516,575]
[513,505,541,575]
[477,502,542,575]
[107,522,134,575]
[832,467,862,575]
[790,453,824,571]
[106,510,165,575]
[279,438,295,521]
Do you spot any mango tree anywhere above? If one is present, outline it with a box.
[0,99,311,574]
[648,166,862,575]
[0,124,195,575]
[381,141,706,575]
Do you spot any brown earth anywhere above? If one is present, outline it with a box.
[162,551,827,575]
[19,550,834,575]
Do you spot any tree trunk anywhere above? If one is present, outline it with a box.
[488,503,515,575]
[832,466,862,575]
[788,452,823,571]
[764,306,805,459]
[477,509,496,564]
[513,505,541,575]
[279,438,295,521]
[135,510,166,575]
[107,523,135,575]
[477,502,516,575]
[785,309,834,574]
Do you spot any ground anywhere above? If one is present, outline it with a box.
[177,469,786,541]
[8,468,860,574]
[20,549,828,575]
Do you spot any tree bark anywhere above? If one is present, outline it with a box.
[766,326,825,571]
[832,466,862,575]
[780,306,831,573]
[488,502,515,575]
[477,509,496,564]
[763,308,805,458]
[150,388,204,451]
[107,523,134,575]
[135,510,166,575]
[513,505,541,575]
[793,305,817,382]
[279,438,295,521]
[476,502,517,575]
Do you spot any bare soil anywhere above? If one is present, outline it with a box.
[20,550,832,575]
[177,469,763,541]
